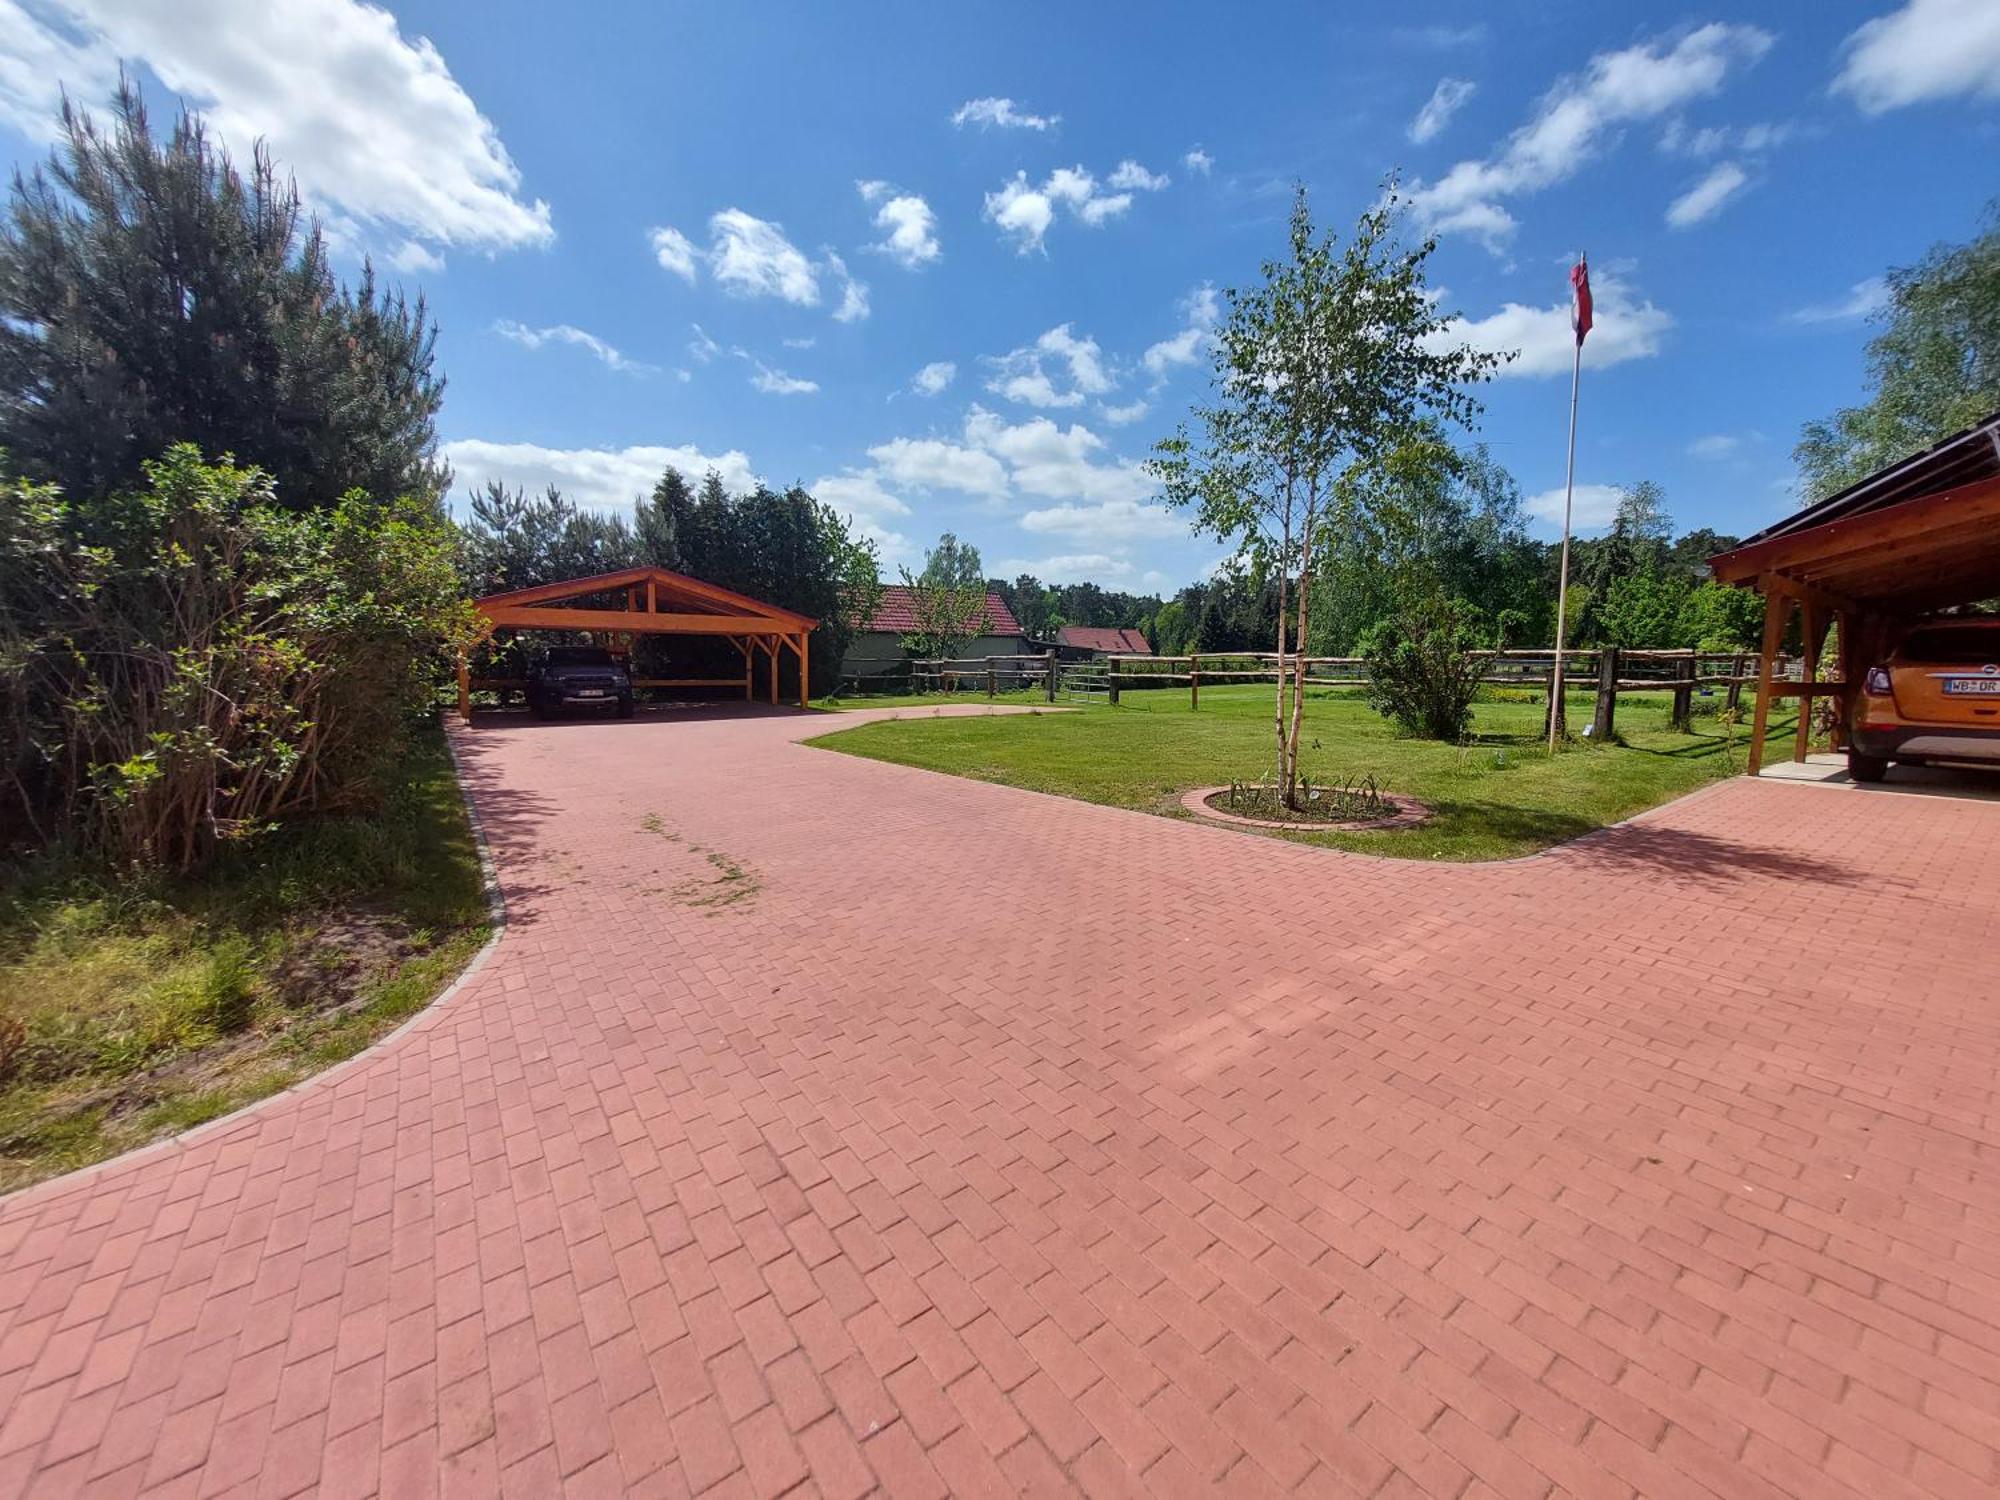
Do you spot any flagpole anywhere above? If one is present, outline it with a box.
[1548,306,1584,753]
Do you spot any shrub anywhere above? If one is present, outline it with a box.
[0,446,473,870]
[1361,594,1487,742]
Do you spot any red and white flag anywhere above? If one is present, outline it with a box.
[1570,255,1593,346]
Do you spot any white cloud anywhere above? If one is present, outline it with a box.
[910,361,956,397]
[1182,147,1213,175]
[0,0,553,261]
[1100,400,1149,426]
[867,435,1010,499]
[951,96,1059,131]
[1660,118,1794,157]
[783,336,816,350]
[1790,276,1890,324]
[1107,159,1170,192]
[1665,161,1749,228]
[493,320,652,374]
[1432,266,1671,377]
[982,163,1158,252]
[833,268,870,323]
[994,553,1132,584]
[1141,284,1220,383]
[687,323,721,363]
[648,225,698,281]
[858,180,941,269]
[388,240,444,274]
[986,324,1114,409]
[746,359,817,396]
[1835,0,2000,113]
[807,470,910,520]
[707,208,819,304]
[1396,24,1487,49]
[444,439,757,514]
[1526,483,1624,531]
[965,406,1156,510]
[1019,499,1182,541]
[1409,77,1476,144]
[1406,24,1773,249]
[1688,433,1748,459]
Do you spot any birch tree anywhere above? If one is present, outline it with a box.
[1150,186,1502,806]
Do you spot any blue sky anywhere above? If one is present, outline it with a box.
[3,1,1998,591]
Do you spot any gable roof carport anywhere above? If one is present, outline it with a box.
[1708,411,2000,773]
[459,565,817,720]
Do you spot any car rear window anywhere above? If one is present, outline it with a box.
[1896,626,2000,665]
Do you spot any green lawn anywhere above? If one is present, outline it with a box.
[808,683,1799,862]
[0,727,489,1194]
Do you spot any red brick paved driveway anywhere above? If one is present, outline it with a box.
[3,703,1999,1499]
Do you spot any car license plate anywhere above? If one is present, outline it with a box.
[1943,677,2000,696]
[575,689,607,698]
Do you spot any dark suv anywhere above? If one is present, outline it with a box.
[527,646,635,719]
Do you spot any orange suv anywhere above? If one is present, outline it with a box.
[1850,618,2000,782]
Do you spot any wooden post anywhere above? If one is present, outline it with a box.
[768,637,779,705]
[1793,602,1826,763]
[1726,653,1745,713]
[1591,646,1618,741]
[1670,654,1696,732]
[987,661,997,698]
[457,656,472,724]
[797,633,809,708]
[646,577,657,614]
[1546,662,1565,741]
[1190,652,1200,712]
[1746,583,1789,776]
[1107,663,1120,707]
[1044,650,1056,703]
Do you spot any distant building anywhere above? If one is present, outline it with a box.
[1055,625,1152,660]
[839,585,1028,686]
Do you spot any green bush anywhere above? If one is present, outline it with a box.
[1361,594,1487,743]
[0,446,473,870]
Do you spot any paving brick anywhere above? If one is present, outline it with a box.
[0,707,1995,1498]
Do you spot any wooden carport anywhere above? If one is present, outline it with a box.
[1709,412,2000,773]
[460,566,817,721]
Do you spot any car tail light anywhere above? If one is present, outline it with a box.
[1864,666,1892,695]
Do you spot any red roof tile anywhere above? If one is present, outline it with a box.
[1057,625,1152,653]
[862,585,1024,636]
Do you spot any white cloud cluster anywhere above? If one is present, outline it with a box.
[745,359,818,396]
[1526,482,1624,532]
[646,209,867,320]
[1659,118,1793,157]
[444,440,757,514]
[857,180,941,268]
[0,0,554,265]
[985,324,1114,409]
[1431,265,1672,377]
[951,96,1059,131]
[1141,284,1220,384]
[1182,147,1213,175]
[1836,0,2000,113]
[1405,24,1772,249]
[1409,77,1476,144]
[910,361,956,397]
[1665,161,1749,228]
[493,320,651,374]
[982,161,1169,253]
[1790,277,1890,324]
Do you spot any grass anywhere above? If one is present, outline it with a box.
[0,726,489,1195]
[808,682,1802,863]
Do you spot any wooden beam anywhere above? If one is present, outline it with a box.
[479,606,797,636]
[457,656,472,724]
[1793,600,1826,764]
[1747,583,1789,776]
[1710,474,2000,584]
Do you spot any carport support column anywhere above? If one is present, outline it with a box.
[457,656,472,724]
[1793,601,1827,764]
[769,637,779,705]
[1747,579,1789,776]
[797,633,809,708]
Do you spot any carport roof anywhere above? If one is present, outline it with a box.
[474,565,816,637]
[1709,409,2000,610]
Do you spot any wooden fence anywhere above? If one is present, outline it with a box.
[901,646,1816,736]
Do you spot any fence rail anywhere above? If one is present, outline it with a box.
[889,645,1827,738]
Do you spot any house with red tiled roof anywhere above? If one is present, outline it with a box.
[838,584,1031,687]
[1055,624,1152,659]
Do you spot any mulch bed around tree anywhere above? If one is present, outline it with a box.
[1180,785,1431,833]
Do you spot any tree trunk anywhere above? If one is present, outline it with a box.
[1273,530,1291,800]
[1284,507,1317,809]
